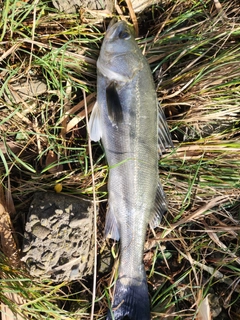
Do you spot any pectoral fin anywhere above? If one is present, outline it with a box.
[106,82,123,126]
[150,183,168,229]
[158,105,173,155]
[89,101,102,142]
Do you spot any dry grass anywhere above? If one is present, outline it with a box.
[0,0,240,319]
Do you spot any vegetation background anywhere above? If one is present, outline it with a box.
[0,0,239,319]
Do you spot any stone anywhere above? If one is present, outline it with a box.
[22,192,96,282]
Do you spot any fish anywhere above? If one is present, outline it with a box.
[89,20,173,320]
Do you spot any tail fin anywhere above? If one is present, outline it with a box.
[106,277,151,320]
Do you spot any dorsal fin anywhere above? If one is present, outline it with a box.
[158,105,173,155]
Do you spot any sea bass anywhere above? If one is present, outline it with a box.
[89,20,173,320]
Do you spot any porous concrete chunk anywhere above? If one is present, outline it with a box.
[22,192,96,282]
[52,0,114,13]
[51,0,159,14]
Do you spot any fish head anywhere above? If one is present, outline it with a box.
[104,20,134,54]
[97,20,143,82]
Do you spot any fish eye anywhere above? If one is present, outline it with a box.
[118,30,131,40]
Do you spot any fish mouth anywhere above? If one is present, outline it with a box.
[105,20,131,41]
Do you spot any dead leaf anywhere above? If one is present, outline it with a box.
[66,100,95,133]
[126,0,139,36]
[0,185,25,319]
[213,0,227,18]
[0,206,20,265]
[45,150,63,174]
[6,176,16,216]
[196,295,212,320]
[60,80,72,140]
[0,141,21,155]
[56,92,95,133]
[0,182,19,263]
[131,0,160,13]
[1,292,26,320]
[6,79,47,104]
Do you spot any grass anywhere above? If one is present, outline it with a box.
[0,0,240,319]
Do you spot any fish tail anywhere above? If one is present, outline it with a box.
[106,277,151,320]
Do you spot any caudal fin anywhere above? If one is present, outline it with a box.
[106,277,151,320]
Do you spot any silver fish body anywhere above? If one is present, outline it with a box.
[89,20,172,320]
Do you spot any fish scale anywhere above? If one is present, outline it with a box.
[89,20,173,320]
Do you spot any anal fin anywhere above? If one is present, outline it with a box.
[150,183,168,229]
[105,206,120,241]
